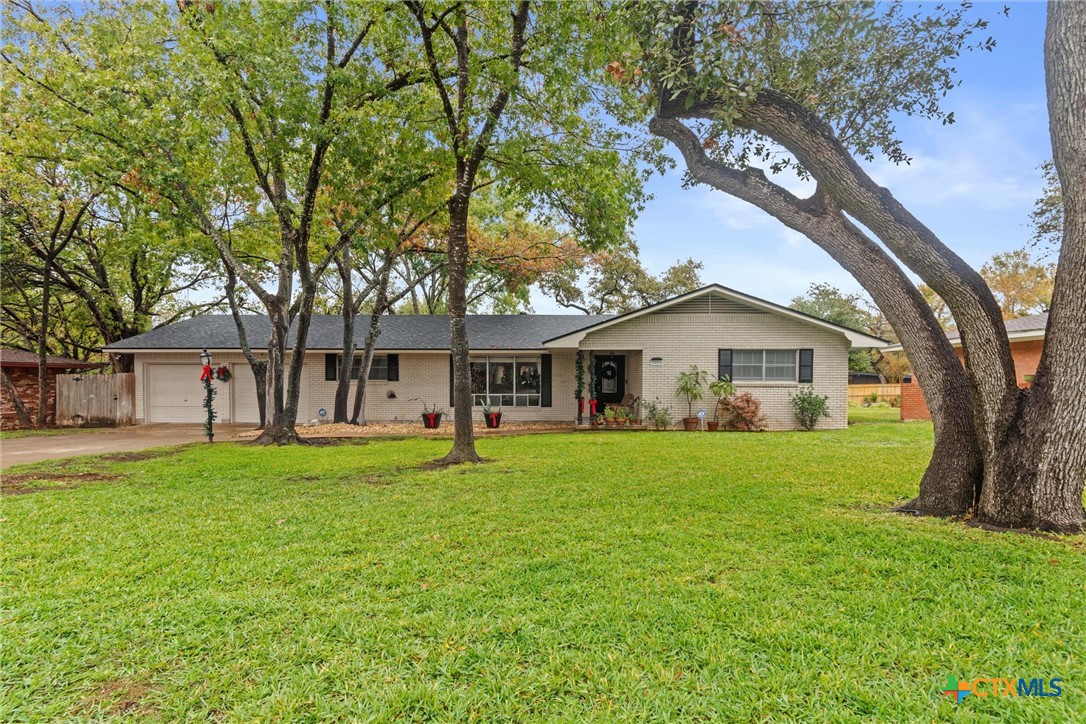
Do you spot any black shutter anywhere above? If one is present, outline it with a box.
[718,349,733,380]
[540,354,552,407]
[798,349,814,383]
[449,354,455,407]
[387,354,399,382]
[325,353,338,381]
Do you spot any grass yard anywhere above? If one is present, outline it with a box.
[0,426,105,441]
[2,418,1083,720]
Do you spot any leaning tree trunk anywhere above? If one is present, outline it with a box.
[649,116,981,515]
[441,196,480,464]
[1,368,33,427]
[36,263,51,428]
[350,249,395,425]
[978,3,1086,532]
[334,246,356,423]
[224,263,268,428]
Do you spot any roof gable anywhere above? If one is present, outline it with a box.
[543,284,888,349]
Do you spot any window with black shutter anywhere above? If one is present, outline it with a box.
[718,349,733,380]
[798,349,814,383]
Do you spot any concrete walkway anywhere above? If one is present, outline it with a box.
[0,424,254,469]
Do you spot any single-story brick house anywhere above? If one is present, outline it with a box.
[104,284,887,430]
[0,349,101,428]
[887,312,1048,421]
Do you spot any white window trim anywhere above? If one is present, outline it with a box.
[471,355,542,407]
[337,354,388,381]
[732,349,797,382]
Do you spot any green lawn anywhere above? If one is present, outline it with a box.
[0,426,104,440]
[3,418,1083,720]
[847,403,901,424]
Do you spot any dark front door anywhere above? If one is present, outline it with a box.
[594,354,625,408]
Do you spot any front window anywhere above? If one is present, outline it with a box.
[471,356,541,406]
[732,350,796,382]
[338,354,388,381]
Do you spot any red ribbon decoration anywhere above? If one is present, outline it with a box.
[589,399,597,416]
[200,364,212,382]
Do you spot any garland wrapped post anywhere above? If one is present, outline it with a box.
[575,350,585,425]
[200,364,216,442]
[588,352,597,419]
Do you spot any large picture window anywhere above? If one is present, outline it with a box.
[732,350,796,381]
[471,356,541,407]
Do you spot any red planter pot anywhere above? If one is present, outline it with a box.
[682,417,699,432]
[422,412,442,429]
[707,421,719,432]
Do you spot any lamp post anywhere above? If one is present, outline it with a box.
[199,349,215,443]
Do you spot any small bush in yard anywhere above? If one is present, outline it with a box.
[718,391,767,431]
[643,397,672,430]
[791,385,831,430]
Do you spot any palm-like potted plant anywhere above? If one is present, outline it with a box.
[707,375,736,432]
[675,365,709,431]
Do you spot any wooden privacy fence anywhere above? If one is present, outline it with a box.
[847,383,901,404]
[56,373,134,426]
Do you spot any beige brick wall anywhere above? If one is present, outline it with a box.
[579,312,849,430]
[134,350,580,424]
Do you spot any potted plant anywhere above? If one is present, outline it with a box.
[603,406,617,426]
[421,403,443,429]
[707,375,736,432]
[675,365,709,431]
[616,408,628,426]
[482,400,502,429]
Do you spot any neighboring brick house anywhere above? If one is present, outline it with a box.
[890,313,1048,421]
[105,284,887,430]
[0,349,101,428]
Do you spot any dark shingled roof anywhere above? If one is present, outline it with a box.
[104,314,614,352]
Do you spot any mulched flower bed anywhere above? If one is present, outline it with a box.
[233,421,574,439]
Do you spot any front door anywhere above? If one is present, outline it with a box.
[594,354,625,409]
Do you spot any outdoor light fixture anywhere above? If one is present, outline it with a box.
[200,349,212,367]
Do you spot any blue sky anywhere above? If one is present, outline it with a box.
[533,2,1051,313]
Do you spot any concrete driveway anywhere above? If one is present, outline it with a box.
[0,424,255,469]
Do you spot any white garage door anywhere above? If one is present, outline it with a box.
[146,364,208,423]
[232,362,263,424]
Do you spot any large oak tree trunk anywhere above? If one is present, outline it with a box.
[979,3,1086,532]
[649,117,982,515]
[441,196,480,464]
[252,300,300,445]
[648,3,1083,530]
